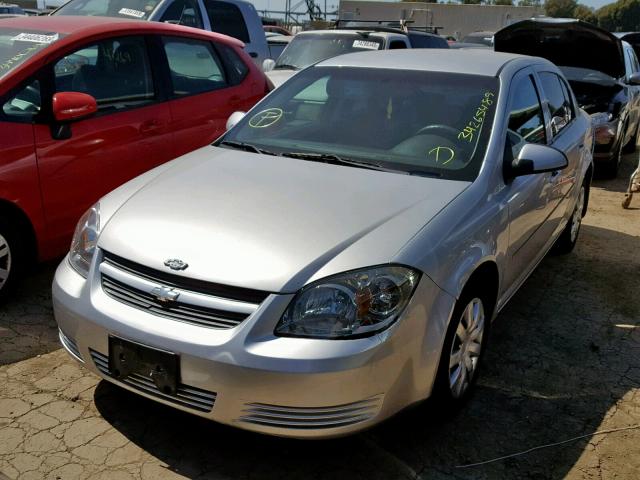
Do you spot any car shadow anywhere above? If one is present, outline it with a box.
[0,260,60,365]
[94,223,640,479]
[593,151,638,195]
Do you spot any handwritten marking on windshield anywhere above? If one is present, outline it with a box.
[458,91,495,143]
[429,146,456,165]
[1,46,39,72]
[248,108,284,128]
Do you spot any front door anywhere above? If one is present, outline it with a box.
[34,35,174,256]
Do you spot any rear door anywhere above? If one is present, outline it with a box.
[535,70,582,235]
[34,35,174,255]
[158,35,260,157]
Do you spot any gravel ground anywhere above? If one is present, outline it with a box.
[0,154,639,480]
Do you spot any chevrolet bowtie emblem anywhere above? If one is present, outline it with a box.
[151,286,180,304]
[164,258,188,271]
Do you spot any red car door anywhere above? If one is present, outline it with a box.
[33,35,174,256]
[159,35,263,158]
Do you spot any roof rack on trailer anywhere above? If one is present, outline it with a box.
[333,19,442,35]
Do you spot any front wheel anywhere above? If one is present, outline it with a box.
[553,184,586,255]
[0,219,23,301]
[433,292,489,409]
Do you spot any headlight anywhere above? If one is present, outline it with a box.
[69,203,100,277]
[275,266,420,339]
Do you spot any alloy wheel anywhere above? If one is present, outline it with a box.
[449,298,485,399]
[0,233,11,292]
[570,186,585,243]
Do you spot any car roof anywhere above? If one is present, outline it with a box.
[0,15,244,47]
[315,48,536,77]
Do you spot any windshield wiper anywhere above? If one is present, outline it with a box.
[281,152,406,174]
[274,64,300,70]
[218,140,278,156]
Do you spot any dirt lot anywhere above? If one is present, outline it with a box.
[0,155,639,480]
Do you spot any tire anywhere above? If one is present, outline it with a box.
[553,183,586,255]
[0,218,24,301]
[432,288,491,411]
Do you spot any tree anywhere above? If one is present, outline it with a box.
[574,4,596,23]
[596,0,640,32]
[518,0,541,6]
[495,0,514,5]
[545,0,578,17]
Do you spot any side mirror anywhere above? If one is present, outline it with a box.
[262,58,276,72]
[506,143,568,179]
[226,111,246,131]
[628,72,640,85]
[52,92,97,122]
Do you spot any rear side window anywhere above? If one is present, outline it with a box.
[539,72,572,136]
[159,0,204,29]
[162,37,227,96]
[54,36,154,108]
[218,44,249,85]
[507,74,546,158]
[203,0,250,43]
[389,40,407,49]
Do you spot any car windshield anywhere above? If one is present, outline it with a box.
[220,66,499,181]
[0,27,62,78]
[275,33,384,70]
[54,0,161,19]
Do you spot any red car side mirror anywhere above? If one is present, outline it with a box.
[52,92,97,122]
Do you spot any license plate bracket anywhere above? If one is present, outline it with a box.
[108,336,179,396]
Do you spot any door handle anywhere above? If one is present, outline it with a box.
[140,120,163,134]
[249,52,258,58]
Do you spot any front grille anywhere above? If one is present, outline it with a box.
[90,349,216,412]
[100,251,269,329]
[240,396,383,430]
[59,329,83,362]
[102,251,270,304]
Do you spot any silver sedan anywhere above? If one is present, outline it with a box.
[53,49,593,438]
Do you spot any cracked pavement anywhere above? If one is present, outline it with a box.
[1,155,639,479]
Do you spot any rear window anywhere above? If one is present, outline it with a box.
[408,33,449,49]
[54,0,161,20]
[203,0,250,43]
[275,33,383,70]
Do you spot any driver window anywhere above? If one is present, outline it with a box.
[2,80,41,121]
[54,36,155,109]
[506,75,546,159]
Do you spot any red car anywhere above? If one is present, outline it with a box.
[0,16,270,296]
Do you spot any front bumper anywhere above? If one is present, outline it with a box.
[52,253,455,439]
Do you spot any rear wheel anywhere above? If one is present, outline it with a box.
[433,290,490,410]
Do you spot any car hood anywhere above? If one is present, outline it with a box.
[494,19,625,79]
[265,68,297,87]
[98,147,469,293]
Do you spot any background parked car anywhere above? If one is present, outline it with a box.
[266,26,449,87]
[0,3,24,14]
[495,18,640,177]
[0,15,269,297]
[461,30,494,46]
[266,33,291,61]
[263,24,290,36]
[52,0,270,65]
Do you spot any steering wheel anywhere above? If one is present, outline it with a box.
[415,124,461,141]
